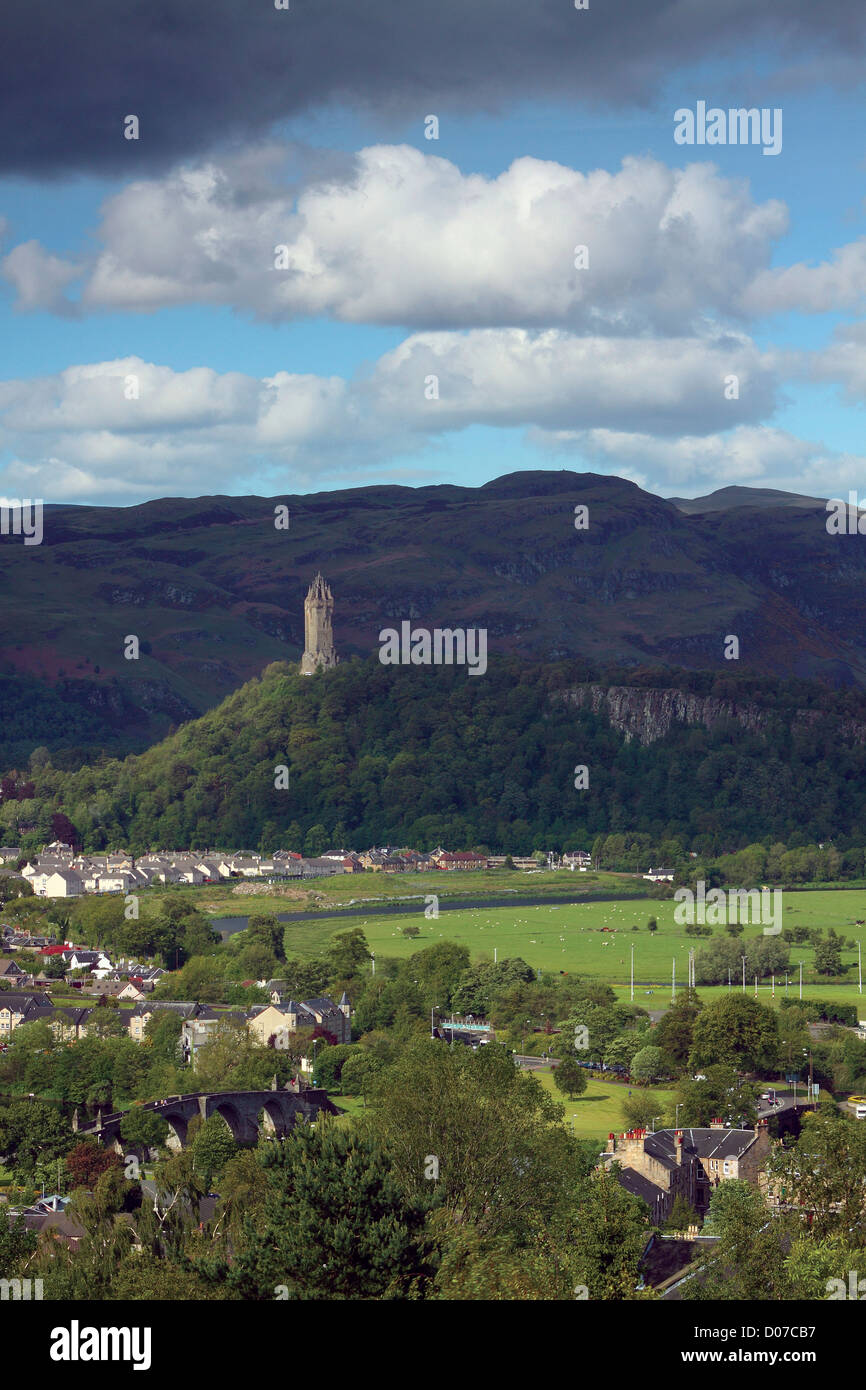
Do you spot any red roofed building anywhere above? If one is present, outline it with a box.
[435,851,486,871]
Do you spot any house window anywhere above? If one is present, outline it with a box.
[723,1161,732,1176]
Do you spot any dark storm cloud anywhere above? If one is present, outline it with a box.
[3,0,865,175]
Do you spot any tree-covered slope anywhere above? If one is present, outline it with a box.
[6,658,866,856]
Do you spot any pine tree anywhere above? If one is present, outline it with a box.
[228,1123,435,1300]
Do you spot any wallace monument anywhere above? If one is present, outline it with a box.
[299,573,339,675]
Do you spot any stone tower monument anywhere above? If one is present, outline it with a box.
[300,573,338,675]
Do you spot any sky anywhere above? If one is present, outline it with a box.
[2,0,866,507]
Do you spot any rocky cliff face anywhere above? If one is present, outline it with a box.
[560,684,866,747]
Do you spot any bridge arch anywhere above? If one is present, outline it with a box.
[164,1111,188,1152]
[259,1099,287,1138]
[210,1100,243,1140]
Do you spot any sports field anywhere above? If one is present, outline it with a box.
[279,887,866,1011]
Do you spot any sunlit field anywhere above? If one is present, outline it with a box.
[274,889,866,1009]
[529,1070,676,1139]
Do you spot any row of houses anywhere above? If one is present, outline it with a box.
[0,989,352,1065]
[10,841,595,898]
[18,847,352,898]
[356,849,592,872]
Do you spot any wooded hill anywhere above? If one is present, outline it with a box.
[5,658,866,856]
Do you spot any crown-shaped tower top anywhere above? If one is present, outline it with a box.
[307,572,332,603]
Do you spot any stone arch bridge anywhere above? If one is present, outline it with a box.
[75,1086,339,1152]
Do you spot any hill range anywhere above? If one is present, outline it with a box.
[1,469,863,762]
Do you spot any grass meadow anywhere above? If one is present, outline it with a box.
[273,888,866,1015]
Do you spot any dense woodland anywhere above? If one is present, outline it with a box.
[4,658,866,857]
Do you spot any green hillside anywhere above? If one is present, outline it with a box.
[7,656,866,856]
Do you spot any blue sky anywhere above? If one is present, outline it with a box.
[2,12,866,506]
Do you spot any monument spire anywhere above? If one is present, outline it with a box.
[300,573,338,674]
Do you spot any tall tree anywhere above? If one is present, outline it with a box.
[768,1109,866,1242]
[680,1180,789,1301]
[554,1057,587,1101]
[568,1166,650,1299]
[368,1040,583,1242]
[689,996,779,1074]
[228,1123,435,1300]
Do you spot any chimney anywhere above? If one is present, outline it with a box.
[710,1117,725,1130]
[606,1132,616,1154]
[674,1129,683,1164]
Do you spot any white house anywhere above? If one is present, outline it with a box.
[34,870,84,898]
[66,949,112,973]
[94,872,138,894]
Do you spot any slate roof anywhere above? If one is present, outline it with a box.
[645,1128,758,1164]
[640,1234,721,1290]
[54,1007,93,1026]
[0,991,53,1010]
[128,1001,196,1018]
[20,1212,85,1243]
[616,1168,668,1209]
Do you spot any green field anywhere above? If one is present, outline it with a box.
[528,1069,676,1139]
[270,889,866,1012]
[140,873,866,1013]
[332,1095,368,1123]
